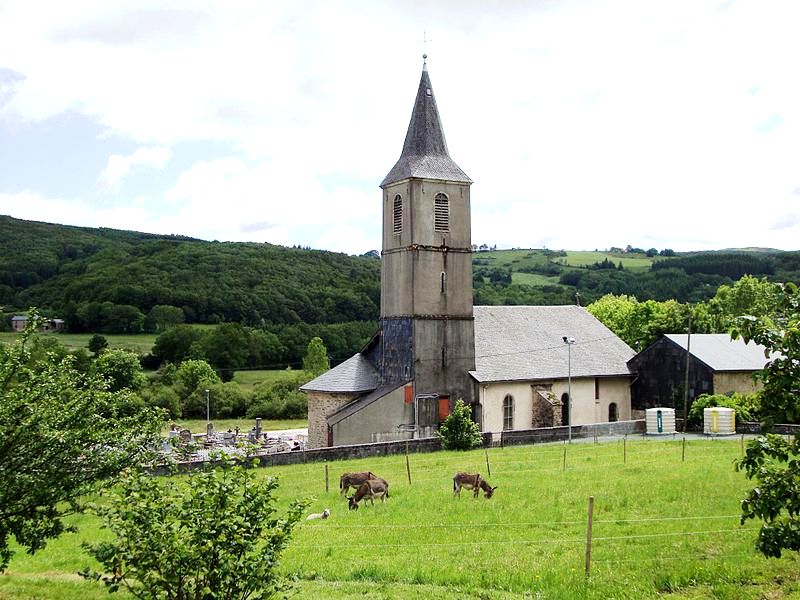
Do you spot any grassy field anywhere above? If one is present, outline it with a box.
[561,251,656,271]
[232,368,308,390]
[0,331,157,353]
[2,437,798,599]
[511,272,561,286]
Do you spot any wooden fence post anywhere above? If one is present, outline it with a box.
[325,464,329,493]
[623,435,627,465]
[741,433,745,457]
[682,436,686,462]
[405,441,412,485]
[585,496,595,577]
[562,443,567,472]
[485,448,492,478]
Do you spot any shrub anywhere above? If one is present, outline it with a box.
[688,392,761,426]
[83,458,309,598]
[436,399,483,451]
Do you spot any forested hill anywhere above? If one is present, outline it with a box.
[3,215,800,335]
[0,215,380,328]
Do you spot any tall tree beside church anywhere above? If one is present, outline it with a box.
[302,337,329,378]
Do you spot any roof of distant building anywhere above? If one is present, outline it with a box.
[11,315,28,321]
[663,333,777,372]
[380,58,471,187]
[470,305,635,383]
[299,353,379,393]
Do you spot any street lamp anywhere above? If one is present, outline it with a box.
[205,389,210,425]
[562,336,576,444]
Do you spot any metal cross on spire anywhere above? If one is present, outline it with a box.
[419,30,432,69]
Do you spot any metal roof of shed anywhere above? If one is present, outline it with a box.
[664,333,778,372]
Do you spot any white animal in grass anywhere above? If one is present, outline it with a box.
[306,508,331,520]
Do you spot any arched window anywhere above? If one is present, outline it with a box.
[608,402,618,422]
[434,193,449,232]
[503,394,514,431]
[393,195,402,235]
[561,393,570,426]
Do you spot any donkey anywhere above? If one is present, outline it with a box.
[347,479,389,510]
[453,472,497,499]
[339,471,377,496]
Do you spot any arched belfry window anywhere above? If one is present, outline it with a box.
[434,193,449,232]
[503,394,514,431]
[393,195,402,235]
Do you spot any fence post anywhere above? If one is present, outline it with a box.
[562,443,567,472]
[405,441,412,485]
[741,433,745,457]
[325,463,329,493]
[485,448,492,478]
[682,436,686,462]
[623,435,627,465]
[585,496,595,577]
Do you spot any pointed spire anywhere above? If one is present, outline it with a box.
[380,57,471,187]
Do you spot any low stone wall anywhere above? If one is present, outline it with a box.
[151,432,494,475]
[676,419,800,435]
[500,419,645,447]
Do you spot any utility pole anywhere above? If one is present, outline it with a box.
[682,311,692,432]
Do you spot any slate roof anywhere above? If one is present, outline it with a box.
[299,353,379,393]
[470,305,635,383]
[326,382,408,426]
[663,334,778,372]
[380,60,472,187]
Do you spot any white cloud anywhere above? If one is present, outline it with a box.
[0,0,799,252]
[98,146,172,191]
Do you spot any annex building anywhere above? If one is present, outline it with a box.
[301,57,635,448]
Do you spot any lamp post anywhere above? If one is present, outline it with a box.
[563,336,576,444]
[205,389,210,425]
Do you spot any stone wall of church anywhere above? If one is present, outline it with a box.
[306,391,358,449]
[713,371,761,395]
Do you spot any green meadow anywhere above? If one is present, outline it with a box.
[0,331,158,353]
[1,437,798,599]
[561,251,656,272]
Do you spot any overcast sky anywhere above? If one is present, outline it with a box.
[1,0,798,254]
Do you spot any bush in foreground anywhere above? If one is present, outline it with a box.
[83,458,309,599]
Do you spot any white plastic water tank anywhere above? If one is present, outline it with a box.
[704,406,735,435]
[646,407,676,435]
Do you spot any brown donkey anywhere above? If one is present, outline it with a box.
[347,479,389,510]
[339,471,377,496]
[453,472,497,499]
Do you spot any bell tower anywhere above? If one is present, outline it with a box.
[377,55,475,406]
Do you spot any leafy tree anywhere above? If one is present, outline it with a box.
[0,318,162,571]
[82,458,309,599]
[143,304,184,333]
[92,349,147,393]
[436,399,483,451]
[152,324,203,365]
[302,336,329,377]
[173,359,221,395]
[733,282,800,557]
[707,276,782,332]
[88,333,108,356]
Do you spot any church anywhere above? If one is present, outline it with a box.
[301,57,635,448]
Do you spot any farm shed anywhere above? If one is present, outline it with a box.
[627,333,776,415]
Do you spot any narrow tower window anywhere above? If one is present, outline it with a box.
[440,271,446,293]
[393,195,402,235]
[434,193,449,232]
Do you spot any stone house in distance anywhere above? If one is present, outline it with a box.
[301,56,636,448]
[627,333,776,415]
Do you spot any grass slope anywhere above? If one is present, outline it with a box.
[1,438,798,599]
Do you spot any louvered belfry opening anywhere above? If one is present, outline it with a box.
[393,195,402,235]
[434,193,449,231]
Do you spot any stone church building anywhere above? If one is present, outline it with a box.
[301,58,634,448]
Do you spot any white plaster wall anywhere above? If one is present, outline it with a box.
[479,377,632,433]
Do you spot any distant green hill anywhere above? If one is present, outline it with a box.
[2,215,798,333]
[0,215,380,329]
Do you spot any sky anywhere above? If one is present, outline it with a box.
[1,0,799,255]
